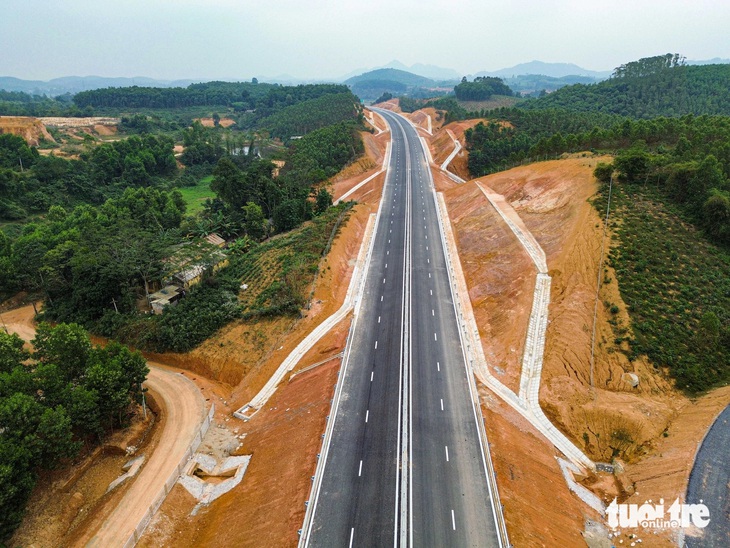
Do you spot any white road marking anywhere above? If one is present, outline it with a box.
[451,510,456,530]
[381,295,383,301]
[385,263,387,268]
[387,250,389,255]
[427,259,430,264]
[383,278,386,284]
[437,361,440,371]
[350,528,355,548]
[371,371,374,381]
[358,460,363,476]
[445,446,449,461]
[440,398,444,411]
[430,289,432,295]
[434,333,437,341]
[365,410,369,423]
[375,341,378,349]
[378,316,381,323]
[432,309,434,316]
[428,273,431,278]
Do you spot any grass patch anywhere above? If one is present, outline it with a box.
[595,183,730,393]
[178,175,215,215]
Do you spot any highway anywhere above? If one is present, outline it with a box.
[304,110,501,547]
[686,404,730,548]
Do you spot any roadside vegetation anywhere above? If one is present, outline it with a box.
[0,77,367,539]
[593,182,730,393]
[422,54,730,393]
[0,324,148,541]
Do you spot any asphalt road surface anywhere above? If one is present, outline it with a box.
[686,404,730,548]
[305,110,500,547]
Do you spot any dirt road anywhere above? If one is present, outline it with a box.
[1,305,207,547]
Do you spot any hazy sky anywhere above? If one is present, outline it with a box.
[1,0,728,81]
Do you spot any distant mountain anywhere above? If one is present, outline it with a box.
[475,61,612,80]
[382,60,461,81]
[345,68,436,87]
[344,68,447,101]
[687,58,730,66]
[0,76,205,96]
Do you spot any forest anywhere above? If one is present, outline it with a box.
[0,324,148,539]
[0,82,364,355]
[453,76,513,101]
[519,58,730,118]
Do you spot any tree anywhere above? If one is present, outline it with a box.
[0,331,28,374]
[32,322,91,381]
[314,188,333,215]
[242,201,267,240]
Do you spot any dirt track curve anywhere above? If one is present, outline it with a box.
[2,305,207,547]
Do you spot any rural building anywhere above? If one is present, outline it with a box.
[149,285,184,314]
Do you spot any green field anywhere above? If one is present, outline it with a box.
[178,175,215,215]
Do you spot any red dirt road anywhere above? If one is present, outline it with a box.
[1,306,207,548]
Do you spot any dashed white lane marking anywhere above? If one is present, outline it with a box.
[371,371,374,381]
[381,295,383,301]
[440,398,444,411]
[434,333,438,341]
[383,278,386,284]
[385,263,387,268]
[445,446,450,461]
[427,258,430,264]
[378,316,381,323]
[365,410,369,423]
[387,250,389,255]
[358,460,363,477]
[451,510,456,530]
[432,309,435,316]
[437,361,440,371]
[428,273,431,278]
[374,341,378,349]
[350,527,355,547]
[430,289,433,295]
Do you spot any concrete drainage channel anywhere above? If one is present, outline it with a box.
[179,454,251,514]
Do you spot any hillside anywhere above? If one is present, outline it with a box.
[345,68,444,101]
[520,63,730,118]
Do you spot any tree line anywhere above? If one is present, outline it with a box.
[454,76,513,101]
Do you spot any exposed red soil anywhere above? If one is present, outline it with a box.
[0,116,55,146]
[196,117,236,128]
[139,319,350,548]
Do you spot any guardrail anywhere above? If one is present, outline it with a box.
[121,403,215,548]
